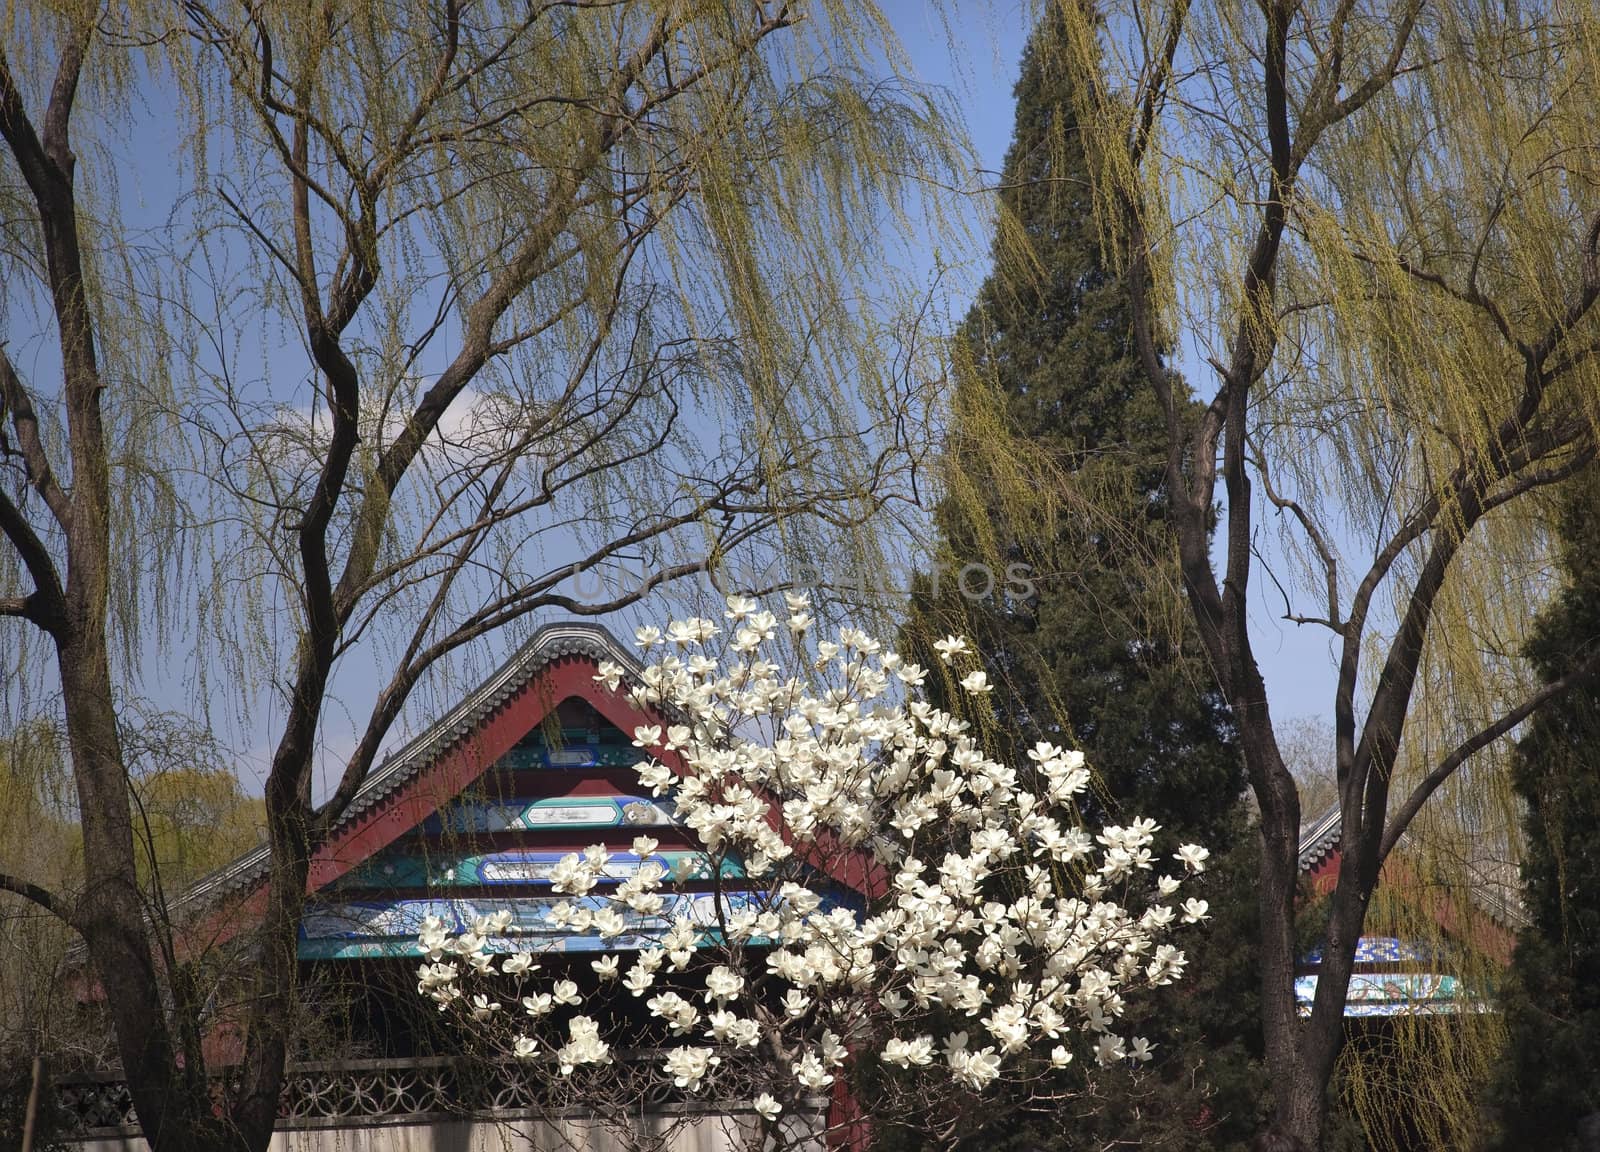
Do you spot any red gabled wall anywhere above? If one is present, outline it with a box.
[1300,848,1516,965]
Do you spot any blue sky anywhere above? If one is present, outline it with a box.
[180,2,1338,790]
[4,6,1338,805]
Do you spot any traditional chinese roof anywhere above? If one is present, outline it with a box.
[1297,804,1344,874]
[1295,802,1526,1017]
[177,620,869,965]
[1296,803,1527,930]
[179,622,649,913]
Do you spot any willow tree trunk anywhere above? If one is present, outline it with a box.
[1049,2,1600,1146]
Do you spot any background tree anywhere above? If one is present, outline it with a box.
[131,766,263,893]
[1031,1,1600,1145]
[0,719,261,1152]
[0,726,79,1152]
[903,9,1259,1146]
[0,4,957,1150]
[1489,471,1600,1150]
[1274,717,1338,820]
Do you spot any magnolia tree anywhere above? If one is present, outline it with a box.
[419,597,1211,1149]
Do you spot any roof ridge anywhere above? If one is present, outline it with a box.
[1294,801,1529,931]
[1297,803,1343,871]
[172,621,643,914]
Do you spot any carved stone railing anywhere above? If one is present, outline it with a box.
[54,1052,765,1138]
[55,1070,139,1134]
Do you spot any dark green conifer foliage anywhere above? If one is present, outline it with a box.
[900,7,1261,1148]
[1489,472,1600,1151]
[911,10,1241,848]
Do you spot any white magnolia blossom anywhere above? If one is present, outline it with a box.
[418,597,1209,1133]
[883,1036,935,1067]
[1175,844,1211,872]
[552,980,582,1006]
[470,994,500,1020]
[501,952,536,976]
[664,1046,722,1092]
[555,1015,610,1075]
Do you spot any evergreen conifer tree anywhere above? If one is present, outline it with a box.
[1489,471,1600,1150]
[901,7,1262,1147]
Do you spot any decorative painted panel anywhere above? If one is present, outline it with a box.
[494,732,644,770]
[1294,973,1487,1017]
[297,891,779,959]
[294,697,792,963]
[1295,935,1490,1017]
[333,850,742,890]
[1300,936,1438,966]
[422,795,678,835]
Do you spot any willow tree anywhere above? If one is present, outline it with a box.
[0,4,956,1150]
[1023,2,1600,1146]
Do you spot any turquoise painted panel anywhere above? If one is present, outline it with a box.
[499,745,597,770]
[333,850,741,890]
[421,795,678,835]
[1293,973,1488,1018]
[1300,936,1437,965]
[494,742,642,770]
[299,934,681,959]
[453,850,738,885]
[297,890,778,959]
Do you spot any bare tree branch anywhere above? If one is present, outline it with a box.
[1252,436,1342,633]
[0,345,72,530]
[1381,638,1600,864]
[0,870,79,932]
[0,486,65,632]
